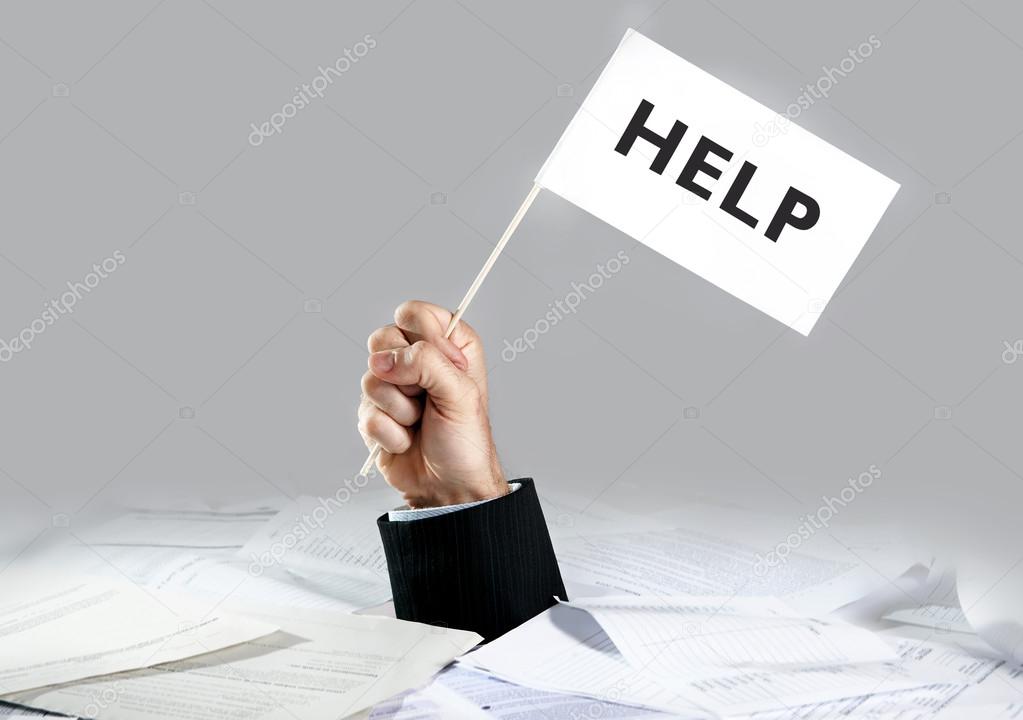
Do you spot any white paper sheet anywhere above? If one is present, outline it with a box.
[78,506,278,549]
[372,666,676,720]
[0,577,276,696]
[553,525,890,615]
[48,537,377,615]
[464,602,961,717]
[10,605,482,720]
[945,656,1023,715]
[565,595,950,714]
[567,595,898,678]
[0,703,61,718]
[140,553,387,614]
[885,605,973,634]
[238,492,393,610]
[745,635,1012,719]
[935,704,1023,719]
[460,604,710,717]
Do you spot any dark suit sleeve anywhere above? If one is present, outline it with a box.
[377,478,567,642]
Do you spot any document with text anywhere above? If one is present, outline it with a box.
[11,605,481,720]
[0,577,276,696]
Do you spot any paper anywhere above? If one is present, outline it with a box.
[936,705,1023,719]
[11,605,482,720]
[567,595,898,677]
[79,506,278,549]
[565,595,945,714]
[0,703,61,718]
[464,602,955,717]
[238,492,393,609]
[885,604,973,634]
[747,635,1012,719]
[139,552,387,614]
[50,532,378,615]
[554,525,889,615]
[957,560,1023,664]
[0,577,276,696]
[371,666,677,720]
[461,604,710,717]
[536,29,899,335]
[944,651,1023,715]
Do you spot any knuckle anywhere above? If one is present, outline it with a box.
[458,318,480,341]
[366,327,387,353]
[406,340,430,364]
[357,394,371,415]
[360,371,376,395]
[393,300,422,328]
[363,411,385,437]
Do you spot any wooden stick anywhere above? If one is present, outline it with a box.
[359,182,543,477]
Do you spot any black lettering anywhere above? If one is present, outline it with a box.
[615,99,688,175]
[676,136,732,200]
[720,161,760,229]
[766,187,820,242]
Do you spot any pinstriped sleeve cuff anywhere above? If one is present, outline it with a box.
[387,483,521,522]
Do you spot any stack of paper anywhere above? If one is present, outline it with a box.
[8,492,1022,720]
[462,596,990,716]
[63,496,392,614]
[238,492,395,609]
[0,705,61,718]
[0,575,276,695]
[1,494,480,720]
[8,604,481,720]
[884,604,972,634]
[552,520,916,616]
[370,666,677,720]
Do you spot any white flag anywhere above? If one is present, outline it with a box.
[536,29,899,335]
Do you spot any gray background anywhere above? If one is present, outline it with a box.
[1,1,1021,584]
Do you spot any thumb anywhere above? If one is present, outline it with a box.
[369,341,475,413]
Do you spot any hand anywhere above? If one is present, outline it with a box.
[358,300,507,508]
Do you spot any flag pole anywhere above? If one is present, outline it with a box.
[359,182,543,478]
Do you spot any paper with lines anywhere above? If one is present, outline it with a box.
[747,636,1010,719]
[566,596,897,679]
[461,602,948,716]
[460,604,711,717]
[885,604,972,634]
[370,666,677,720]
[553,524,900,615]
[78,505,279,549]
[568,596,936,714]
[468,597,957,715]
[570,596,1002,715]
[0,576,276,696]
[239,493,392,580]
[10,605,481,720]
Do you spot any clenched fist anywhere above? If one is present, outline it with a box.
[358,300,508,508]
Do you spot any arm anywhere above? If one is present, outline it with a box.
[378,478,565,641]
[358,301,566,641]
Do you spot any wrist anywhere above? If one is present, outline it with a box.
[412,467,508,509]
